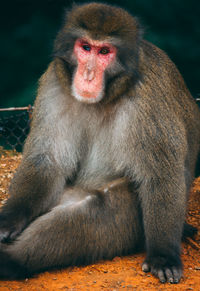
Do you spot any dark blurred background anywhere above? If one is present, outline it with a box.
[0,0,200,107]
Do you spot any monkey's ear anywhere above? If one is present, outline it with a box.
[53,3,85,60]
[52,31,75,61]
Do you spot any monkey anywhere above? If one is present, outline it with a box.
[0,2,200,284]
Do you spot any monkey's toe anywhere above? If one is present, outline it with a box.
[0,228,17,243]
[142,256,182,284]
[141,262,150,272]
[0,226,20,243]
[0,213,27,243]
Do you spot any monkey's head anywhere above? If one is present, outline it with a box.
[54,3,142,103]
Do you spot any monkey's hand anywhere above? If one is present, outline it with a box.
[142,255,182,284]
[0,212,27,243]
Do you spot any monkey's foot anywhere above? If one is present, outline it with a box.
[0,250,29,279]
[0,213,27,243]
[142,255,182,284]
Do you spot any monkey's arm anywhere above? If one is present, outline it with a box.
[0,154,66,242]
[0,63,77,242]
[134,121,188,283]
[140,172,186,283]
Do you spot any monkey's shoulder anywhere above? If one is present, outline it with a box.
[141,39,175,68]
[139,39,188,92]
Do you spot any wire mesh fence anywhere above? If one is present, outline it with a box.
[0,106,33,152]
[0,99,200,152]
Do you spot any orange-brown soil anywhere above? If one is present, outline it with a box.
[0,151,199,290]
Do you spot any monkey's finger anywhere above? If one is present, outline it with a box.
[150,267,166,283]
[172,267,182,283]
[9,229,22,242]
[165,268,174,283]
[141,262,150,272]
[157,269,166,283]
[0,230,10,243]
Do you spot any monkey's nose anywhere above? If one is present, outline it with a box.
[83,69,95,81]
[88,70,95,81]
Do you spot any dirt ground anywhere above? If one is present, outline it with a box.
[0,151,199,290]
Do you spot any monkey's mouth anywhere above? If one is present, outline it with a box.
[81,90,96,98]
[72,83,104,103]
[75,84,100,99]
[75,78,103,98]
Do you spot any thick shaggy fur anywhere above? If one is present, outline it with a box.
[0,3,199,283]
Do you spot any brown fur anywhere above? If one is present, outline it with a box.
[0,2,199,284]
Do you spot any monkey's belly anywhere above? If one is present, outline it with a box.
[75,158,123,188]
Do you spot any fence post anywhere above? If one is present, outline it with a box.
[27,105,33,120]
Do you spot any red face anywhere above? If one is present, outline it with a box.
[72,38,117,103]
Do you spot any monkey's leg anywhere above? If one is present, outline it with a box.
[0,178,142,279]
[140,171,187,284]
[0,156,66,242]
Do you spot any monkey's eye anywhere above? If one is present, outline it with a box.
[82,44,91,51]
[99,47,110,55]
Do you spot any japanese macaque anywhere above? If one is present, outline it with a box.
[0,2,200,284]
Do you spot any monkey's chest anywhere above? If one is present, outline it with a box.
[75,137,125,188]
[69,107,135,188]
